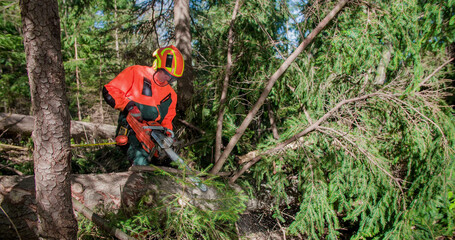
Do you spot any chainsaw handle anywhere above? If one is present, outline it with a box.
[164,128,174,138]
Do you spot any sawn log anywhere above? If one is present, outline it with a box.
[0,113,116,140]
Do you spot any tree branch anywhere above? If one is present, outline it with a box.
[418,58,454,87]
[72,197,137,240]
[229,92,379,183]
[215,0,242,162]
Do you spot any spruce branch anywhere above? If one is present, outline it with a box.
[383,95,448,147]
[418,58,454,88]
[317,126,404,193]
[230,92,380,183]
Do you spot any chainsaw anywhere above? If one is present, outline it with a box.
[126,113,207,192]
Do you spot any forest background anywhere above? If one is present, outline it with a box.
[1,0,455,239]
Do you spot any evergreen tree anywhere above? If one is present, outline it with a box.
[0,0,29,113]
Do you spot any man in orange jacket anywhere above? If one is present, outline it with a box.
[103,45,184,166]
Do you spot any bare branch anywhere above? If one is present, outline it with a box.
[418,58,454,87]
[72,197,137,240]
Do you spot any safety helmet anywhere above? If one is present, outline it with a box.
[152,45,184,78]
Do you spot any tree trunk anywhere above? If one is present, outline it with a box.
[174,0,194,115]
[0,113,117,140]
[19,0,78,238]
[267,102,280,140]
[215,0,241,163]
[75,36,82,121]
[374,43,393,85]
[99,58,105,123]
[210,0,350,174]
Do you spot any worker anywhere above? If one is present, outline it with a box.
[102,45,184,166]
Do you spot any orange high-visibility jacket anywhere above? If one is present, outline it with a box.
[103,65,177,130]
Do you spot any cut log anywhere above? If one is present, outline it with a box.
[0,113,116,140]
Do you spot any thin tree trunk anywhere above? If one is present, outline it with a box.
[215,0,242,162]
[374,43,392,85]
[19,0,78,238]
[114,0,120,60]
[210,0,350,174]
[267,102,279,140]
[174,0,194,115]
[75,36,82,121]
[99,57,105,123]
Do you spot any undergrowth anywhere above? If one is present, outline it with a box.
[77,174,247,240]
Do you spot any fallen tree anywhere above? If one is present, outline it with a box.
[0,168,264,240]
[0,113,116,141]
[0,170,217,239]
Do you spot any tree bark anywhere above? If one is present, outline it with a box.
[267,102,280,140]
[210,0,350,174]
[19,0,78,238]
[174,0,194,115]
[215,0,242,163]
[374,43,392,85]
[0,113,116,140]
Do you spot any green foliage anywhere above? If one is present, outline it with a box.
[189,0,288,167]
[71,145,130,174]
[239,0,455,239]
[0,0,29,113]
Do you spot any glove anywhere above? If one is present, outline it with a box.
[126,102,142,121]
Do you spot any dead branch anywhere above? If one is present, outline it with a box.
[0,113,116,140]
[72,197,136,240]
[0,143,28,151]
[0,163,24,176]
[177,119,206,135]
[418,58,454,87]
